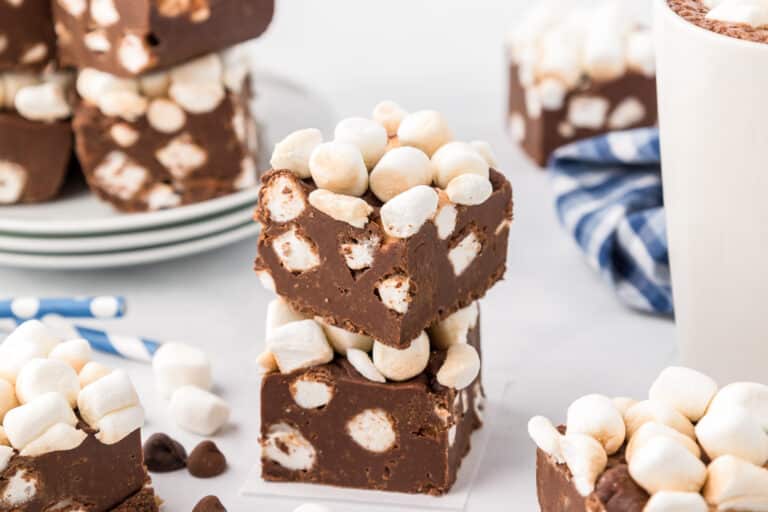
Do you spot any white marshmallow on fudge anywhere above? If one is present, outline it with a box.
[267,319,334,374]
[528,415,565,464]
[20,422,87,457]
[77,369,140,427]
[695,404,768,466]
[372,332,430,382]
[3,392,78,451]
[431,142,490,189]
[369,146,434,202]
[0,379,18,422]
[78,361,112,388]
[625,422,701,464]
[308,189,373,229]
[397,110,453,157]
[560,433,608,497]
[628,436,707,495]
[309,141,368,197]
[648,366,718,422]
[334,117,388,169]
[346,348,386,383]
[315,318,373,355]
[644,491,708,512]
[436,343,480,391]
[95,404,145,445]
[565,394,626,455]
[624,400,696,439]
[15,358,81,407]
[703,455,768,509]
[372,100,407,137]
[152,342,213,398]
[706,381,768,431]
[48,338,92,373]
[270,128,323,179]
[445,174,493,206]
[428,302,479,350]
[380,185,439,239]
[265,297,307,338]
[170,385,230,436]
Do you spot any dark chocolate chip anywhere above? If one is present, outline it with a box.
[192,495,227,512]
[143,433,188,473]
[188,440,227,478]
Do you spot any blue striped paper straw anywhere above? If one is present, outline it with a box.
[41,315,160,363]
[0,296,126,320]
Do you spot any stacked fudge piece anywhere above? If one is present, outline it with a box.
[55,0,273,212]
[254,102,513,494]
[0,0,75,205]
[506,1,657,166]
[529,367,768,511]
[0,320,158,511]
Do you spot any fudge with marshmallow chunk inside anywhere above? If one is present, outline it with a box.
[53,0,274,77]
[73,49,259,212]
[0,0,57,71]
[0,70,75,205]
[530,367,768,511]
[506,2,658,167]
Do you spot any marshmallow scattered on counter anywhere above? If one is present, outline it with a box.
[170,385,231,436]
[152,342,212,398]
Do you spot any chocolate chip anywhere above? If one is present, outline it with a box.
[192,495,227,512]
[143,433,188,473]
[188,440,227,478]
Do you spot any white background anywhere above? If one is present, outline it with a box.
[0,1,672,510]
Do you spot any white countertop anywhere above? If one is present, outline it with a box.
[0,1,673,510]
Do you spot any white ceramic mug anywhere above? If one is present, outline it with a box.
[655,0,768,384]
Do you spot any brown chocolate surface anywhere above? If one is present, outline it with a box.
[54,0,274,76]
[668,0,768,43]
[0,112,73,204]
[255,169,512,348]
[0,429,154,512]
[508,65,658,167]
[0,0,56,71]
[73,79,257,212]
[260,325,485,495]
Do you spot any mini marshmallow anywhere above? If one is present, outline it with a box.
[643,492,708,512]
[152,342,212,398]
[147,98,186,133]
[334,117,388,169]
[380,185,439,238]
[0,379,18,421]
[626,31,655,77]
[613,397,638,418]
[373,100,407,137]
[315,318,373,355]
[369,146,434,202]
[372,332,430,382]
[256,269,277,293]
[3,392,77,450]
[470,140,498,168]
[449,231,482,276]
[76,68,137,104]
[583,5,627,82]
[535,78,567,111]
[428,302,479,350]
[346,348,386,383]
[347,408,397,453]
[118,34,151,74]
[397,110,453,156]
[263,423,316,471]
[0,426,7,446]
[15,358,80,407]
[20,423,86,457]
[170,54,223,85]
[625,422,702,464]
[707,382,768,430]
[340,235,380,271]
[271,227,320,272]
[445,174,493,206]
[170,385,230,436]
[95,405,145,444]
[270,128,323,179]
[695,405,768,466]
[567,96,610,130]
[97,89,148,122]
[434,202,458,240]
[2,320,59,356]
[437,343,480,390]
[376,274,411,314]
[290,377,333,409]
[309,142,368,196]
[308,189,373,229]
[608,97,646,130]
[703,455,768,509]
[168,81,224,114]
[0,162,25,205]
[14,83,71,122]
[266,298,307,337]
[256,351,278,374]
[536,27,582,89]
[561,433,608,497]
[91,0,119,26]
[48,338,92,373]
[77,370,139,427]
[566,394,626,455]
[649,367,718,422]
[267,320,334,374]
[528,416,564,463]
[139,71,171,98]
[431,141,490,189]
[262,173,307,223]
[78,361,112,388]
[628,436,707,495]
[0,445,11,473]
[624,400,696,439]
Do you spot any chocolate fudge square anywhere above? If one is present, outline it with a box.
[254,169,512,349]
[0,0,57,71]
[53,0,274,77]
[260,324,485,495]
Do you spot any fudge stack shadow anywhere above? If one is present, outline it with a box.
[253,103,513,495]
[0,0,274,211]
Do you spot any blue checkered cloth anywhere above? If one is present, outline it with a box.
[550,127,673,315]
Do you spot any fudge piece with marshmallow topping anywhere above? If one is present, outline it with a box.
[0,0,57,71]
[0,70,75,205]
[53,0,274,77]
[506,2,658,166]
[530,366,768,511]
[0,321,159,511]
[73,49,259,212]
[260,316,484,495]
[255,103,512,348]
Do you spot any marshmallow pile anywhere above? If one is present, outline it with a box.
[703,0,768,27]
[528,366,768,511]
[257,298,481,393]
[267,101,498,247]
[152,342,230,436]
[0,320,143,473]
[507,1,654,119]
[0,69,73,122]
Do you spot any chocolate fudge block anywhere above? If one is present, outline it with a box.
[506,3,658,167]
[0,0,57,71]
[53,0,274,77]
[255,169,512,348]
[73,51,258,212]
[260,324,485,495]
